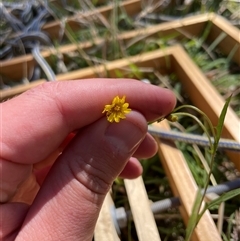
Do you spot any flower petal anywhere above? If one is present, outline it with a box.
[102,95,131,123]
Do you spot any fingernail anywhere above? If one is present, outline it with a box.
[105,120,146,154]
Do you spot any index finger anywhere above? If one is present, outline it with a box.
[1,78,176,164]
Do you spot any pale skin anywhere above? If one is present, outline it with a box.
[0,78,176,241]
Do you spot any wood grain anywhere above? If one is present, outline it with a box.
[124,177,161,241]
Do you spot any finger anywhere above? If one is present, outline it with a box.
[133,132,158,158]
[0,124,157,203]
[118,157,143,179]
[0,159,32,203]
[34,132,76,170]
[14,133,157,202]
[118,133,158,179]
[33,132,157,185]
[0,203,29,240]
[16,111,148,240]
[2,78,176,165]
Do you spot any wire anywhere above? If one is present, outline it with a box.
[113,179,240,229]
[148,125,240,152]
[32,46,56,81]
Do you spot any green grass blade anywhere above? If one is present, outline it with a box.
[196,188,240,225]
[207,32,227,53]
[185,189,203,241]
[206,188,240,211]
[213,95,232,152]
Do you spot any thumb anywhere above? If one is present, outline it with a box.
[17,111,147,241]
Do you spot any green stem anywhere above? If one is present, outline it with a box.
[172,112,214,150]
[172,105,216,139]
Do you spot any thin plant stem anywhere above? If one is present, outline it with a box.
[171,112,214,150]
[172,105,216,139]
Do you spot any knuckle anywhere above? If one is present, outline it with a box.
[68,155,112,198]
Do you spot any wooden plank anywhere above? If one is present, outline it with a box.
[0,41,95,81]
[209,14,240,65]
[0,45,175,101]
[0,80,45,101]
[155,120,222,241]
[124,177,161,241]
[42,0,142,39]
[94,192,120,241]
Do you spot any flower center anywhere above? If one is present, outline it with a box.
[114,105,121,112]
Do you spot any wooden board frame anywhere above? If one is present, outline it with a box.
[1,12,239,100]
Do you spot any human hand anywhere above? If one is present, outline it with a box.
[0,78,176,240]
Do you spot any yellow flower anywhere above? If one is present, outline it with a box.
[102,96,131,123]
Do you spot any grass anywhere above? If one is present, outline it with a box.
[2,0,240,240]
